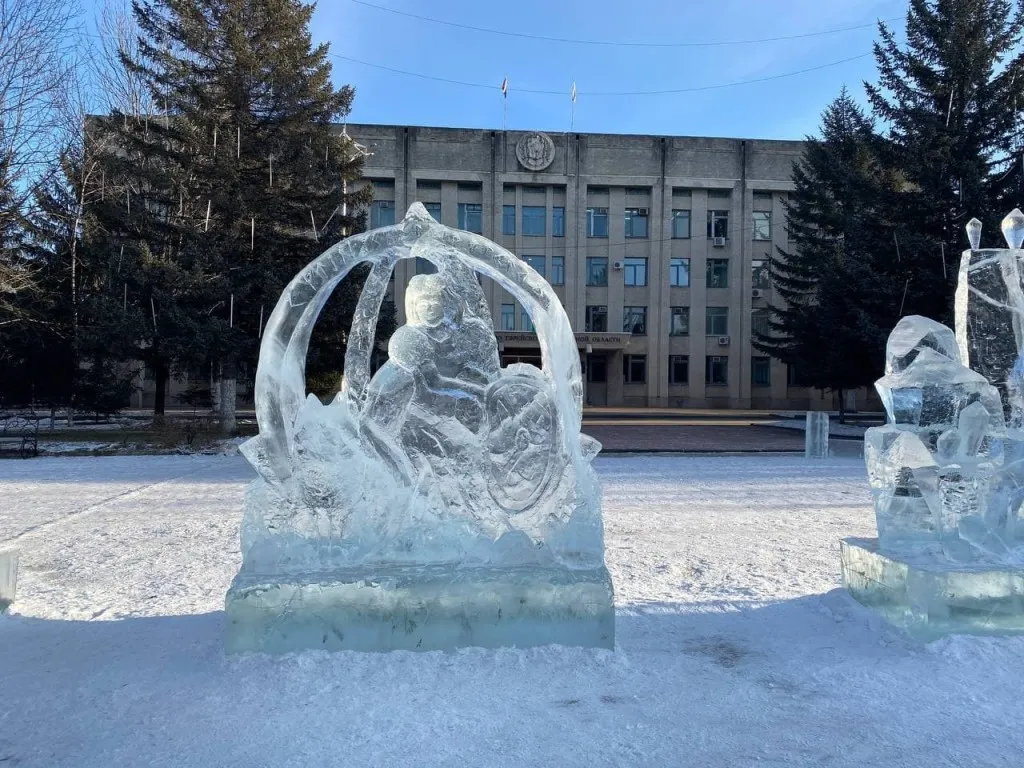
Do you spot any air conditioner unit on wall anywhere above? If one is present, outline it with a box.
[712,236,727,247]
[717,336,730,346]
[752,288,764,299]
[612,260,624,270]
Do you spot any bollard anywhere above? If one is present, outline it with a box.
[805,412,829,459]
[0,550,18,613]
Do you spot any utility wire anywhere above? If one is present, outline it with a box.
[350,0,899,49]
[328,51,874,97]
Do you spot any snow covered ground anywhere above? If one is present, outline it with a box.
[1,454,1022,767]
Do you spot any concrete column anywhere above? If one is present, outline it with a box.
[608,350,625,405]
[736,184,753,408]
[690,189,709,404]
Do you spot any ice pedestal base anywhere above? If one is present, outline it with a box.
[841,538,1024,640]
[225,564,615,653]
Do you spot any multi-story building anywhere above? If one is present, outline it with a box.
[139,123,863,412]
[351,123,841,410]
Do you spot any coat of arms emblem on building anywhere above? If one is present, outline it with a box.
[515,132,555,171]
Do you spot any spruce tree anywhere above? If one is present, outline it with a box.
[98,0,383,425]
[754,89,902,421]
[866,0,1024,321]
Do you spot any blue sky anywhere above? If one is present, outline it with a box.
[81,0,908,140]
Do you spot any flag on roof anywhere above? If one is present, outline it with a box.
[571,81,577,103]
[501,76,508,97]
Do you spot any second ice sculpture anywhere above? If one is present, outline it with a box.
[844,211,1024,638]
[225,203,614,653]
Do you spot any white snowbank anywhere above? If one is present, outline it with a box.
[1,454,1022,767]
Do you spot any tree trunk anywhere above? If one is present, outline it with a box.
[154,362,167,419]
[837,388,846,425]
[218,359,237,434]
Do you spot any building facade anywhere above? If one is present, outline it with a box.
[139,123,866,412]
[352,123,844,410]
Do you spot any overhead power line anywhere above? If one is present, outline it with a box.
[349,0,899,48]
[328,51,874,97]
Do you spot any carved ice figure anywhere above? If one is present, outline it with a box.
[955,209,1024,415]
[862,212,1024,565]
[865,315,1009,560]
[226,203,612,653]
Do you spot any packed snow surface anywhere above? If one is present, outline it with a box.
[2,454,1023,767]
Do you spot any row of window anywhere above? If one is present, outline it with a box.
[500,304,771,337]
[588,355,773,387]
[371,200,774,241]
[409,252,770,291]
[585,256,769,288]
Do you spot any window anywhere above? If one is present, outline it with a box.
[587,207,608,238]
[502,205,516,235]
[550,256,565,286]
[415,257,437,275]
[521,311,535,332]
[523,255,545,278]
[458,203,482,233]
[586,256,608,286]
[669,355,689,385]
[752,259,771,289]
[752,356,771,387]
[624,354,647,384]
[500,303,515,330]
[587,356,607,383]
[669,306,689,336]
[706,356,728,386]
[706,307,729,336]
[623,306,647,335]
[753,211,771,241]
[670,257,690,287]
[369,200,395,229]
[552,207,565,237]
[522,206,546,236]
[424,202,442,223]
[707,210,729,239]
[624,257,648,286]
[624,208,649,238]
[752,308,770,338]
[707,258,729,288]
[788,365,810,387]
[672,209,691,239]
[585,305,607,332]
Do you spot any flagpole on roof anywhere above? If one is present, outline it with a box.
[570,80,577,132]
[501,75,508,132]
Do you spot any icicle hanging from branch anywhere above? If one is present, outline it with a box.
[269,154,273,187]
[205,200,211,231]
[251,217,254,251]
[213,125,218,154]
[117,245,124,273]
[150,297,158,328]
[126,190,130,216]
[123,283,127,312]
[229,294,234,328]
[237,126,241,159]
[258,304,264,338]
[310,210,318,241]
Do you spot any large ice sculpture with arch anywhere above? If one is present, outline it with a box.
[225,203,614,652]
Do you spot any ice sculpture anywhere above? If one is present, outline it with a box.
[225,203,614,653]
[844,212,1024,638]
